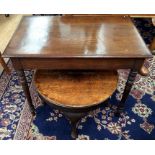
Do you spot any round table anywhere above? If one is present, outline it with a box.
[34,70,118,138]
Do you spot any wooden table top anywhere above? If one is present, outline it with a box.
[3,16,151,58]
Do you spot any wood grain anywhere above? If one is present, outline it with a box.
[34,70,118,108]
[3,16,151,59]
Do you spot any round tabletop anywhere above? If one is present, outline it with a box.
[34,70,118,108]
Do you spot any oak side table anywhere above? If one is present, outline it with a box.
[3,15,152,116]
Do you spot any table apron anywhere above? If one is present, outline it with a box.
[11,58,145,71]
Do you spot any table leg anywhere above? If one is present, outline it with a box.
[0,52,10,74]
[115,69,138,116]
[63,111,86,139]
[149,37,155,55]
[17,69,35,115]
[11,58,35,115]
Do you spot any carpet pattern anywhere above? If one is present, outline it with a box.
[0,56,155,140]
[133,18,155,44]
[27,57,155,140]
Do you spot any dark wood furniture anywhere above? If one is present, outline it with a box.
[149,18,155,54]
[0,52,10,73]
[34,70,118,138]
[3,16,152,116]
[150,38,155,52]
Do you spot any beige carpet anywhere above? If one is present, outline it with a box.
[0,14,23,74]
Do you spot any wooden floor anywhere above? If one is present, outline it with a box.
[0,15,23,74]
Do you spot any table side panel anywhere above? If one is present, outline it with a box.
[11,58,145,71]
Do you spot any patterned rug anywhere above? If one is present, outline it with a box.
[133,18,155,44]
[0,56,155,140]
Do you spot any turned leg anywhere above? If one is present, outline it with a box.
[115,69,138,116]
[70,120,78,139]
[63,111,85,139]
[149,37,155,54]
